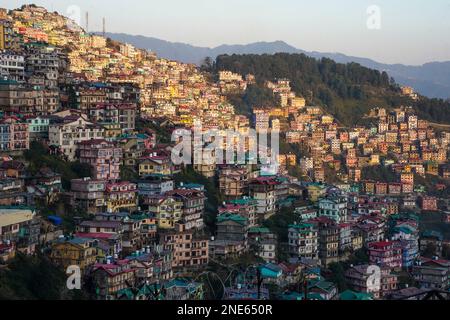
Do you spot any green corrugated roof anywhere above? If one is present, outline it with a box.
[340,290,373,300]
[217,213,248,225]
[289,223,314,229]
[248,227,271,234]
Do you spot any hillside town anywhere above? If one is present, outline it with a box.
[0,5,450,301]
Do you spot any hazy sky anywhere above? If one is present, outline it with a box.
[3,0,450,65]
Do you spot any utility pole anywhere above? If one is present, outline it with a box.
[303,279,308,301]
[85,11,89,34]
[256,267,264,300]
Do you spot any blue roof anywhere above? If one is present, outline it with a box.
[47,215,63,225]
[260,263,282,278]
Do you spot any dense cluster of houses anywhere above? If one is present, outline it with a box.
[0,5,449,300]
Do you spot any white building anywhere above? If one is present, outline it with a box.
[0,53,25,82]
[288,223,319,260]
[318,196,348,223]
[49,114,104,161]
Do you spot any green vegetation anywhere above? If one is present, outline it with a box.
[213,53,450,126]
[0,253,88,300]
[24,141,91,190]
[120,165,139,181]
[262,207,297,262]
[326,263,348,292]
[324,249,369,292]
[136,118,171,144]
[226,84,280,117]
[262,207,296,243]
[361,165,397,182]
[419,212,450,240]
[414,174,450,198]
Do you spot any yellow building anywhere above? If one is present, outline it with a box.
[0,24,4,50]
[307,184,327,202]
[147,196,183,229]
[105,182,138,213]
[138,156,172,177]
[290,97,306,108]
[50,238,101,272]
[369,154,380,166]
[102,123,122,138]
[352,233,363,251]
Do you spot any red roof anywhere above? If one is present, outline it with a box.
[368,241,394,249]
[74,233,116,240]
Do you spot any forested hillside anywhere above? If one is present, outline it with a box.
[213,53,450,126]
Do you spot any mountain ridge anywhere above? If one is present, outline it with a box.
[99,32,450,100]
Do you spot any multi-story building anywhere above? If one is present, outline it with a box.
[161,225,209,270]
[138,153,173,177]
[249,177,278,221]
[71,178,107,214]
[49,114,104,161]
[26,116,50,140]
[0,53,25,82]
[219,166,249,200]
[88,103,136,131]
[419,196,438,211]
[345,265,398,299]
[0,20,17,51]
[144,194,183,229]
[313,217,340,267]
[78,139,122,181]
[368,241,402,269]
[26,49,60,88]
[210,214,248,258]
[248,227,277,263]
[165,189,206,230]
[50,237,100,273]
[105,181,138,213]
[419,230,443,257]
[219,197,258,229]
[91,259,136,299]
[76,87,107,113]
[0,178,29,206]
[307,183,327,202]
[288,222,319,261]
[0,207,39,255]
[136,175,174,196]
[318,195,348,223]
[0,117,29,152]
[413,258,450,290]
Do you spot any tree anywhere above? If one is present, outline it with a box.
[213,53,450,126]
[327,262,348,292]
[422,242,438,258]
[0,253,89,300]
[200,56,214,72]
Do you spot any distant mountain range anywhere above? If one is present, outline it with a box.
[100,32,450,100]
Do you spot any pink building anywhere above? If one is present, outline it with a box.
[0,117,29,151]
[368,241,402,269]
[420,196,438,211]
[78,139,122,181]
[105,181,138,213]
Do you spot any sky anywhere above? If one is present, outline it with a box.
[3,0,450,65]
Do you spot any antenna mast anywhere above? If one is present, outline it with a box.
[85,11,89,33]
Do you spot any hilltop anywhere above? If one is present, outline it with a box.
[102,32,450,100]
[211,53,450,126]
